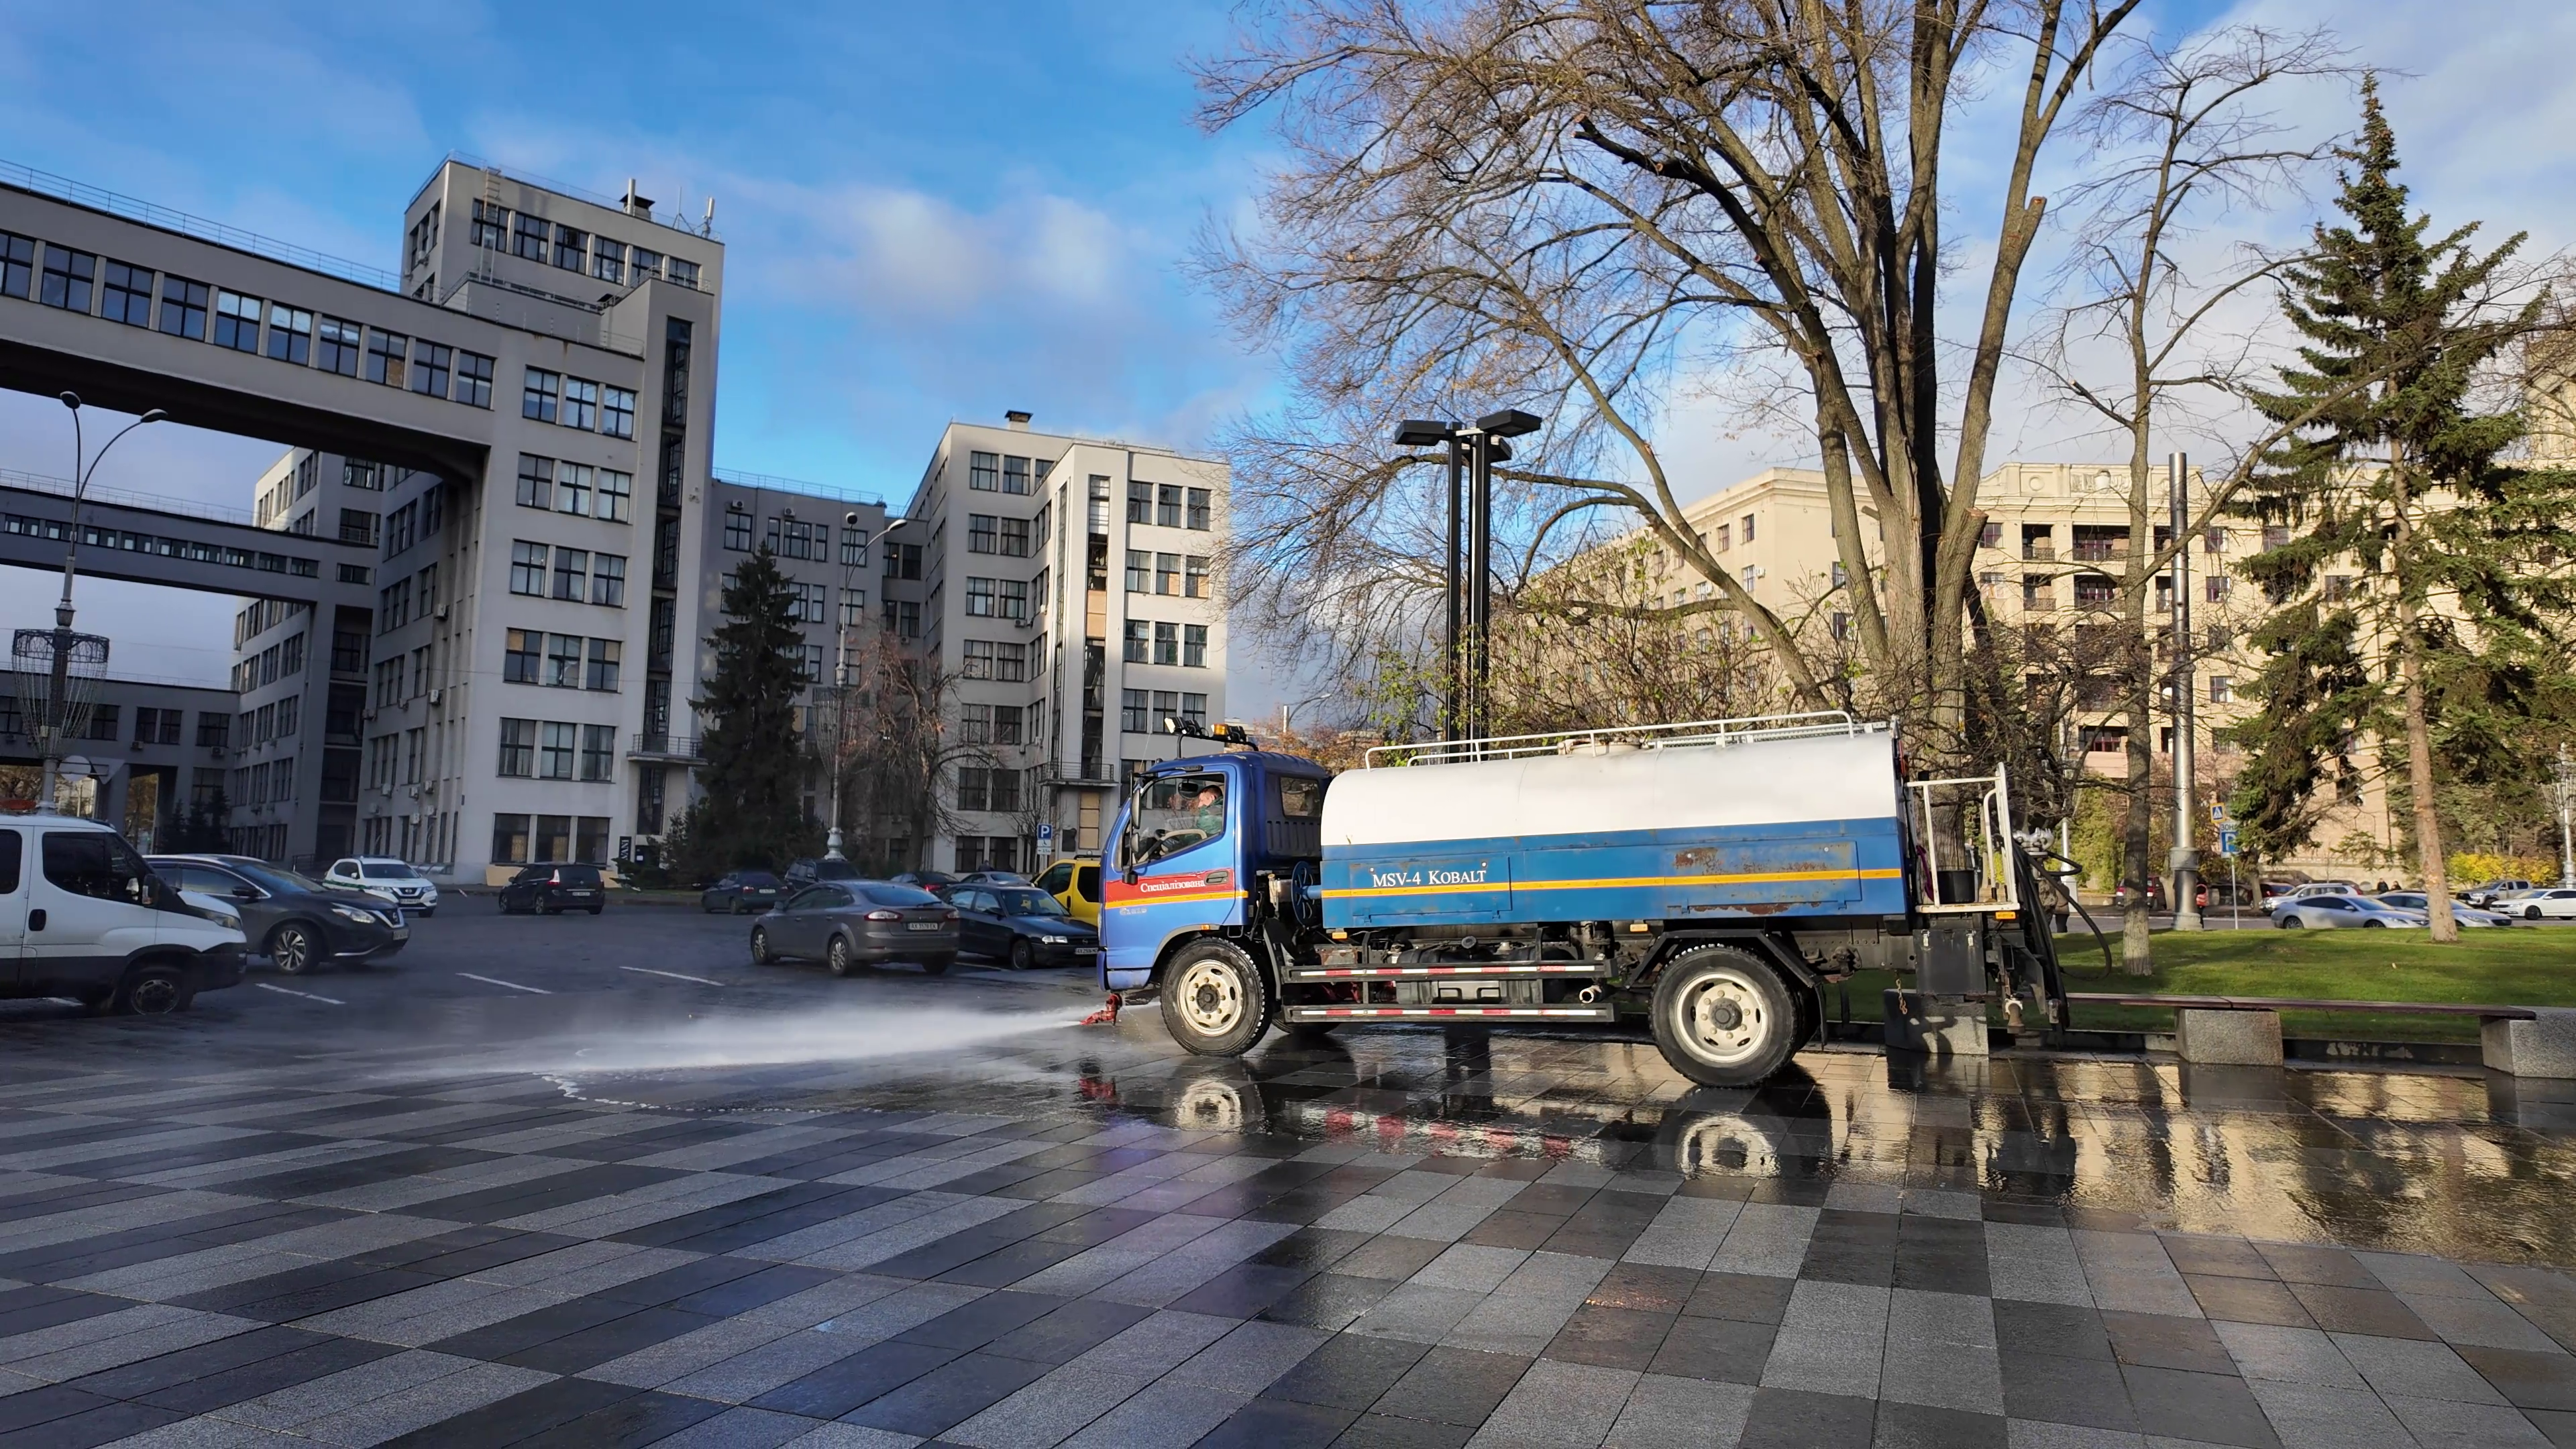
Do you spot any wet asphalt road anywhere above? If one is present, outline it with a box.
[9,903,2576,1444]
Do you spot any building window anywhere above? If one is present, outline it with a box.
[264,304,312,364]
[546,633,583,688]
[561,376,598,430]
[362,329,407,387]
[411,341,450,397]
[1146,552,1175,595]
[553,225,588,271]
[2205,575,2231,603]
[596,470,632,523]
[523,368,559,423]
[722,506,751,551]
[453,350,494,407]
[1122,619,1148,663]
[587,638,621,691]
[969,515,998,553]
[539,721,576,779]
[1120,689,1148,733]
[472,199,508,249]
[580,724,616,781]
[2204,527,2226,553]
[1184,556,1210,598]
[515,454,553,510]
[314,315,361,375]
[551,547,589,601]
[969,451,1000,490]
[1004,456,1033,494]
[504,629,541,684]
[592,239,625,284]
[39,245,94,312]
[896,600,920,637]
[998,580,1029,623]
[1124,551,1150,592]
[962,640,994,679]
[1741,513,1757,543]
[602,385,635,439]
[0,232,32,299]
[2209,676,2234,704]
[498,719,537,776]
[1186,488,1212,530]
[1153,621,1179,665]
[960,703,992,745]
[1157,485,1183,528]
[510,541,547,595]
[841,587,867,627]
[513,213,547,260]
[554,462,591,517]
[631,247,661,280]
[592,553,625,606]
[965,578,996,617]
[99,260,152,326]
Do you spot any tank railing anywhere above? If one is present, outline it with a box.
[1909,765,2021,914]
[1362,710,1871,767]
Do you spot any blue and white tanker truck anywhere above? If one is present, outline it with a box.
[1098,712,2070,1086]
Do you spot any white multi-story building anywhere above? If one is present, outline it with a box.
[894,413,1228,873]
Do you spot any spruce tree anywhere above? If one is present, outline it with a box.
[2230,76,2576,940]
[681,548,822,875]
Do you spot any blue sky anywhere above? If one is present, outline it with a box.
[3,1,2574,700]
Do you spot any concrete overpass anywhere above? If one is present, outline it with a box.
[0,468,374,605]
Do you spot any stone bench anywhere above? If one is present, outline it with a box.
[2067,993,2549,1073]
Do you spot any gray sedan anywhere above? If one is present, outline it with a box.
[2375,892,2516,927]
[750,881,960,976]
[2271,894,2426,929]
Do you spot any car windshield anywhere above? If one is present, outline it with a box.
[991,888,1067,918]
[236,861,326,894]
[361,861,420,879]
[859,883,942,908]
[810,860,860,880]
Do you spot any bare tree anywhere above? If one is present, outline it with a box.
[2031,24,2350,970]
[828,633,995,873]
[1199,0,2146,765]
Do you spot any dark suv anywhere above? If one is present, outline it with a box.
[498,863,606,915]
[784,857,865,887]
[150,855,409,974]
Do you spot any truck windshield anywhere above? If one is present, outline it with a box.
[1124,772,1228,868]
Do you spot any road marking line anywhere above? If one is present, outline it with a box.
[458,973,549,994]
[621,967,724,986]
[256,982,345,1006]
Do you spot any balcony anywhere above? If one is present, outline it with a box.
[2021,543,2055,562]
[2070,542,2127,563]
[628,733,702,762]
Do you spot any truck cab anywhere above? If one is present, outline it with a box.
[1099,750,1330,996]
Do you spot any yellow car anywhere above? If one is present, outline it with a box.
[1034,857,1102,927]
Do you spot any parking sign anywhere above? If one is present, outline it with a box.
[2218,828,2238,857]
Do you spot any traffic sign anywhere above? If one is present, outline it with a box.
[2209,800,2228,822]
[2218,828,2239,857]
[1036,822,1055,859]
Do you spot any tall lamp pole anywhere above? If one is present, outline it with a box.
[2169,452,2203,930]
[1393,409,1542,746]
[44,394,163,807]
[826,513,910,861]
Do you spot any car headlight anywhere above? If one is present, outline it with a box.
[1041,934,1069,944]
[329,904,376,924]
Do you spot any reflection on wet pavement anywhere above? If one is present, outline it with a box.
[547,1023,2576,1268]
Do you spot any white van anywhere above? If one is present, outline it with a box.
[0,815,248,1014]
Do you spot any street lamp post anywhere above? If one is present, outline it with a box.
[1392,409,1542,745]
[2169,452,2203,930]
[39,394,163,808]
[826,513,911,861]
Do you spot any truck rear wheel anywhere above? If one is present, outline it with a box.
[1650,945,1798,1087]
[1159,938,1270,1057]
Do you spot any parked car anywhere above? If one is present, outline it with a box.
[2281,881,2363,900]
[2272,894,2426,929]
[953,870,1034,890]
[2511,888,2576,920]
[1033,857,1102,927]
[2110,879,2205,910]
[891,870,958,894]
[785,857,865,887]
[947,884,1099,969]
[2465,878,2535,908]
[151,854,409,972]
[749,881,959,975]
[497,863,606,915]
[701,870,784,914]
[2375,892,2516,928]
[321,856,440,916]
[5,819,246,1014]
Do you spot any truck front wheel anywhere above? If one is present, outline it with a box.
[1160,938,1271,1057]
[1651,946,1798,1087]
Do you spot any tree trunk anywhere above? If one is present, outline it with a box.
[2121,665,2156,975]
[2392,457,2457,942]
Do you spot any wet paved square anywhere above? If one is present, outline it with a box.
[7,953,2576,1446]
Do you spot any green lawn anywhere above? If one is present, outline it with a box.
[1837,926,2576,1042]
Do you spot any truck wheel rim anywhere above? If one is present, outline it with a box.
[1175,959,1244,1036]
[1675,967,1769,1067]
[130,975,180,1014]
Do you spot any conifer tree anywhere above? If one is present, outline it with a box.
[675,548,821,876]
[2231,76,2575,941]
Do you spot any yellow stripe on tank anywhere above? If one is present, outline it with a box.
[1317,867,1903,900]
